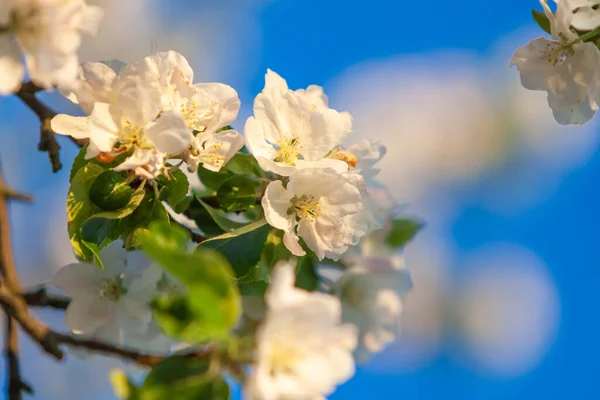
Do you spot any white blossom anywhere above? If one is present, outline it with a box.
[0,0,103,94]
[568,0,600,30]
[511,0,600,125]
[336,249,412,362]
[246,262,357,400]
[245,69,352,176]
[51,243,164,348]
[52,51,243,175]
[262,168,366,261]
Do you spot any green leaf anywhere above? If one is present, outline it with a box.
[157,169,189,208]
[80,187,146,267]
[197,168,232,195]
[89,170,133,211]
[386,218,424,249]
[173,195,193,214]
[67,163,105,260]
[217,175,261,212]
[142,224,241,342]
[184,197,225,237]
[532,9,552,35]
[136,357,230,400]
[121,190,170,249]
[198,199,246,232]
[295,254,319,291]
[223,153,263,177]
[69,145,90,183]
[198,219,270,279]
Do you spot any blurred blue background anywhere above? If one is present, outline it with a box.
[1,0,597,398]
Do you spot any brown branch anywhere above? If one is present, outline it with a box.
[22,287,70,310]
[15,81,86,173]
[0,173,34,399]
[15,84,61,172]
[5,316,32,400]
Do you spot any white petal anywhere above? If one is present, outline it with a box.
[0,37,23,95]
[145,110,192,153]
[51,262,103,297]
[88,102,120,152]
[262,181,295,231]
[265,69,289,92]
[51,115,90,140]
[65,297,113,333]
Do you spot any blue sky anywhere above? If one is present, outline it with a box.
[2,0,599,399]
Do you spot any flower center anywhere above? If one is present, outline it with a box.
[328,147,358,168]
[179,100,220,133]
[273,136,302,165]
[114,118,151,152]
[156,274,185,297]
[99,275,127,301]
[268,343,302,376]
[197,140,226,169]
[540,40,574,66]
[289,194,321,222]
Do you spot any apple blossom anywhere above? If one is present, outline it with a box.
[245,262,357,400]
[51,243,164,348]
[245,69,352,176]
[336,251,412,362]
[0,0,103,94]
[262,168,366,260]
[567,0,600,30]
[511,0,600,125]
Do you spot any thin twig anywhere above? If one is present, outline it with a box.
[5,316,32,400]
[22,287,70,310]
[0,186,31,203]
[0,173,32,399]
[14,81,86,172]
[15,84,61,172]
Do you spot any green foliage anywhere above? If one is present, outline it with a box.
[156,169,189,208]
[121,190,170,249]
[142,222,241,343]
[295,252,319,291]
[198,219,270,279]
[89,170,133,211]
[197,153,264,196]
[197,199,246,232]
[386,218,424,249]
[532,9,552,35]
[67,163,106,260]
[217,175,262,212]
[112,358,230,400]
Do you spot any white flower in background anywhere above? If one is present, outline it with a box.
[328,139,387,180]
[0,0,103,94]
[245,69,352,176]
[511,0,600,125]
[568,0,600,30]
[51,243,163,347]
[336,250,412,362]
[246,262,357,400]
[263,168,366,261]
[52,77,192,179]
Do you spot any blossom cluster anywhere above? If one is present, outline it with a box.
[0,0,103,94]
[0,2,416,399]
[512,0,600,125]
[52,51,244,179]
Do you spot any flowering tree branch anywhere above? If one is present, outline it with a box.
[5,316,32,400]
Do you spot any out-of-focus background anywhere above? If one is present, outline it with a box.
[0,0,598,398]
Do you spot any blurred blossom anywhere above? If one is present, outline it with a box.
[368,238,560,378]
[454,244,560,378]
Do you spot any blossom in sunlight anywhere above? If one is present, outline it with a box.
[51,243,164,348]
[245,69,352,176]
[53,50,244,175]
[511,0,600,125]
[246,262,357,400]
[262,168,366,261]
[336,236,412,362]
[0,0,103,94]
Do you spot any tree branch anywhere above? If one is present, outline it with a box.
[14,81,86,173]
[22,287,70,310]
[5,316,32,400]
